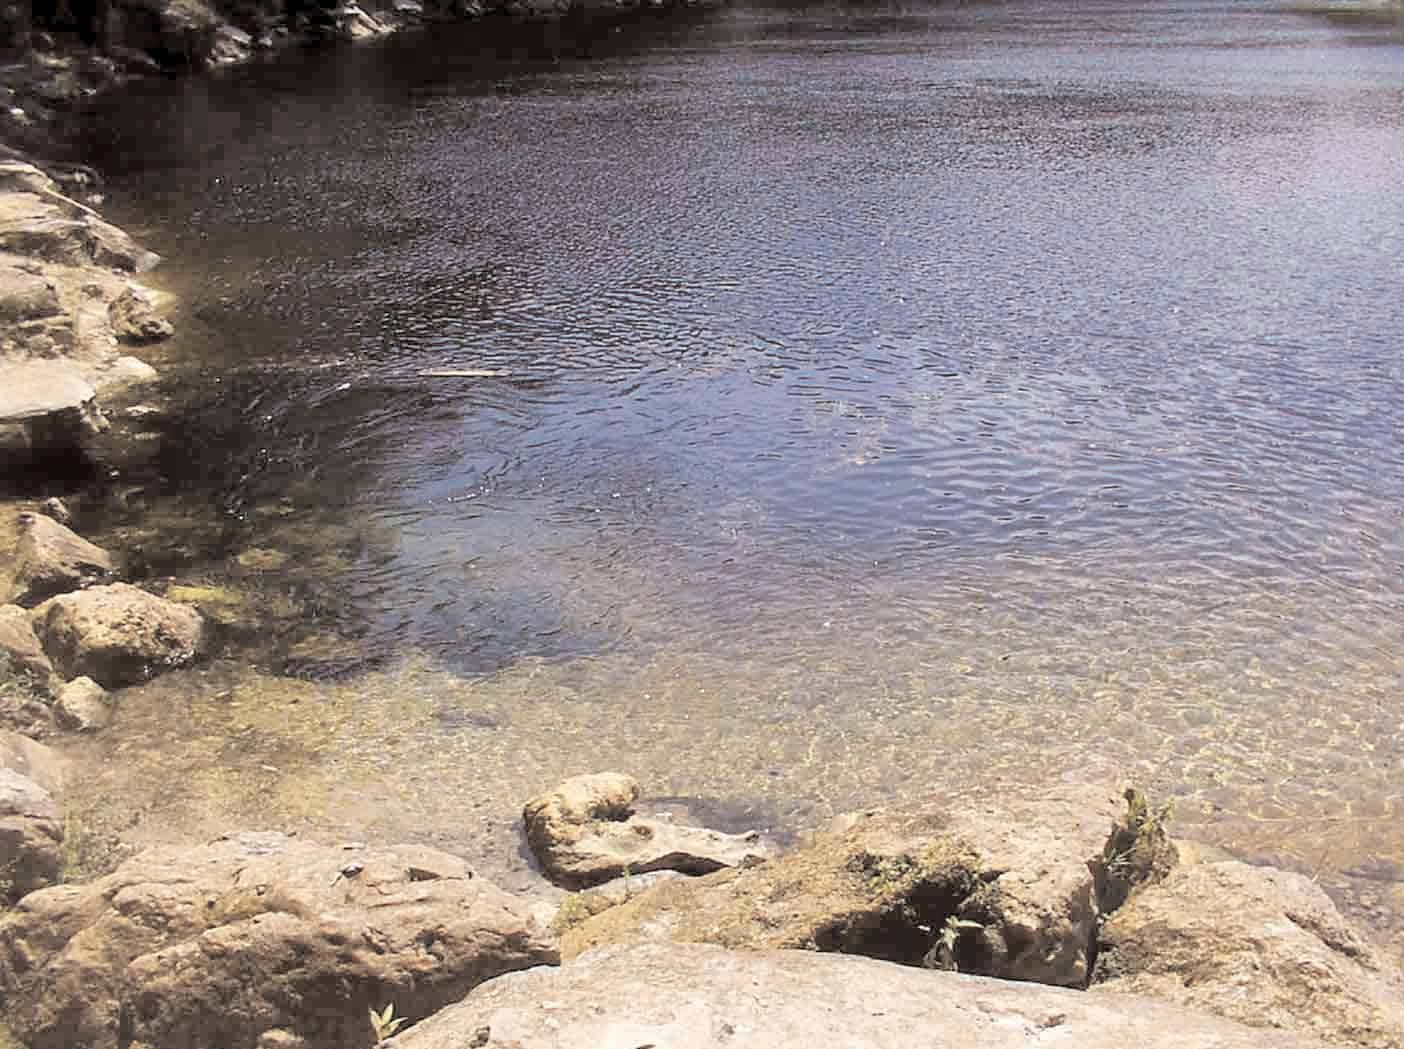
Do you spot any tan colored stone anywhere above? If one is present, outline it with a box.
[0,767,61,900]
[53,675,110,732]
[0,603,53,679]
[0,832,559,1049]
[31,582,204,688]
[0,730,68,795]
[524,772,771,889]
[1093,860,1404,1049]
[0,360,108,462]
[5,511,114,606]
[394,941,1328,1049]
[0,264,60,321]
[108,286,173,343]
[564,779,1141,989]
[0,733,65,902]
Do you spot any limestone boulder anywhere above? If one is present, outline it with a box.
[54,675,111,732]
[5,511,115,607]
[523,772,771,889]
[0,263,60,321]
[564,780,1157,989]
[0,602,53,680]
[0,729,69,795]
[108,285,174,343]
[0,168,158,272]
[0,767,62,900]
[392,941,1327,1049]
[31,582,204,688]
[0,733,66,902]
[0,360,109,466]
[0,832,560,1049]
[1093,860,1404,1049]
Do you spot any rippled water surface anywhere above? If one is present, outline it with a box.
[67,0,1404,928]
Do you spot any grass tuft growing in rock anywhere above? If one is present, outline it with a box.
[1100,787,1178,913]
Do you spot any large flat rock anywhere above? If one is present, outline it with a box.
[392,941,1327,1049]
[0,831,560,1049]
[0,360,96,422]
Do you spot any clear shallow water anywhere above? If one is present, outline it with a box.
[66,0,1404,931]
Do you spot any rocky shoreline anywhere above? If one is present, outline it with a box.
[1,763,1402,1048]
[3,6,1404,1048]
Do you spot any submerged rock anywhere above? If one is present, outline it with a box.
[391,941,1327,1049]
[5,511,115,606]
[0,832,560,1049]
[523,771,771,889]
[564,779,1158,988]
[1093,860,1404,1049]
[31,582,204,687]
[108,284,173,343]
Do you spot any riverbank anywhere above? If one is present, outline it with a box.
[5,0,1404,1042]
[1,0,713,158]
[1,768,1402,1048]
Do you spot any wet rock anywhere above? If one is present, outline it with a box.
[100,354,160,391]
[108,285,173,343]
[0,602,53,680]
[53,675,110,732]
[0,263,60,321]
[1093,860,1404,1049]
[564,779,1148,988]
[212,23,254,63]
[0,832,560,1049]
[38,496,72,526]
[31,582,204,688]
[0,360,109,464]
[336,4,392,38]
[524,771,771,889]
[5,511,115,606]
[392,941,1327,1049]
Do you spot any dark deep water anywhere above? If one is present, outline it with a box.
[65,0,1404,926]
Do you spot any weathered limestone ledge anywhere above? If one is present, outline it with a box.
[0,157,170,467]
[0,774,1400,1049]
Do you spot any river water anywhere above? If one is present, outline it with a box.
[64,0,1403,928]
